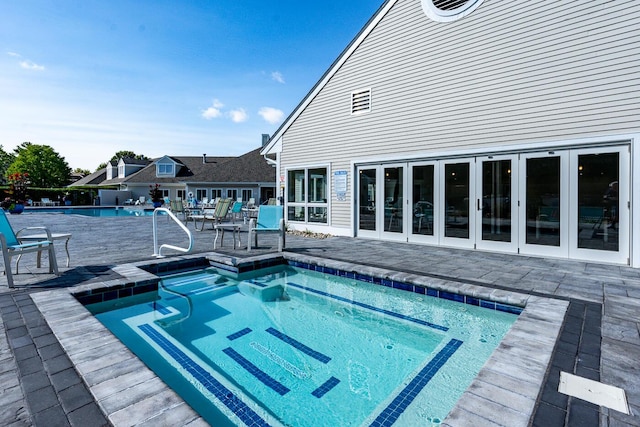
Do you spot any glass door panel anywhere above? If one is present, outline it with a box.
[576,153,619,251]
[382,166,405,237]
[570,146,629,264]
[519,152,568,258]
[476,155,518,252]
[357,168,377,234]
[441,160,474,248]
[410,163,436,241]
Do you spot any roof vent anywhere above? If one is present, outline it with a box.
[351,89,371,115]
[421,0,484,22]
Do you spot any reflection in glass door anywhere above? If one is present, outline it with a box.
[441,161,474,248]
[358,168,377,234]
[576,153,619,251]
[410,163,436,241]
[383,166,405,237]
[570,146,628,264]
[519,152,568,258]
[476,156,517,252]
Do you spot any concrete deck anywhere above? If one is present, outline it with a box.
[0,211,638,426]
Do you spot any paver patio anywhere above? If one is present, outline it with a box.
[0,211,638,426]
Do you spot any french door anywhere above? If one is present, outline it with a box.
[356,164,408,241]
[356,145,629,264]
[475,155,518,252]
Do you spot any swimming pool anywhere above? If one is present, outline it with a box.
[24,207,159,217]
[85,263,519,426]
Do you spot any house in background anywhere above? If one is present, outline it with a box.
[261,0,640,268]
[71,146,276,205]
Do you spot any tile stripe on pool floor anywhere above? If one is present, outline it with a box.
[223,347,291,396]
[137,324,271,426]
[369,338,464,427]
[266,327,331,363]
[227,327,253,341]
[312,377,341,398]
[287,281,449,332]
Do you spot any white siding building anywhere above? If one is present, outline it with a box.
[263,0,640,267]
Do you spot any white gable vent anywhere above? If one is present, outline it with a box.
[421,0,484,22]
[351,89,371,115]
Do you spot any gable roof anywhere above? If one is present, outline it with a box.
[67,169,106,187]
[261,0,395,155]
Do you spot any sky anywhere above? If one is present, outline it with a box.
[1,0,384,171]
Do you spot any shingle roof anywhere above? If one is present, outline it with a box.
[115,147,274,185]
[67,170,106,187]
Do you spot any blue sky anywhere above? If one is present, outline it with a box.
[1,0,384,170]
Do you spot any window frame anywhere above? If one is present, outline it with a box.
[286,166,329,224]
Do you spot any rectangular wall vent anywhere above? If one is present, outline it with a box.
[351,89,371,114]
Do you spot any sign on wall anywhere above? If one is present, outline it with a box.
[334,170,348,201]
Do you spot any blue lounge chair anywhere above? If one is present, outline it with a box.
[0,210,59,288]
[248,206,285,252]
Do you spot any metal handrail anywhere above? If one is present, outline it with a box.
[152,207,194,258]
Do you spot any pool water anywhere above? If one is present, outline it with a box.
[87,265,518,426]
[25,207,160,217]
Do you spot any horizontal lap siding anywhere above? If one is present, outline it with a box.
[282,0,640,229]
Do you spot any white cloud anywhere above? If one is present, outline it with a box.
[201,99,224,120]
[271,71,285,84]
[258,107,284,124]
[7,51,21,57]
[19,60,45,71]
[229,108,248,123]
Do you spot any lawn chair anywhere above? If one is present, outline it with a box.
[248,206,285,252]
[170,199,188,222]
[190,198,232,230]
[0,210,59,288]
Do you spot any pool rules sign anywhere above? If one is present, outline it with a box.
[334,170,347,201]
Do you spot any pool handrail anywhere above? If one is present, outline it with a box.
[152,207,194,258]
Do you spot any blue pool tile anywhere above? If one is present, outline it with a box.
[392,281,413,292]
[382,279,393,288]
[440,291,464,303]
[496,303,523,315]
[137,324,270,426]
[480,300,496,310]
[465,296,480,307]
[414,286,426,295]
[426,288,439,297]
[369,339,463,427]
[266,327,331,363]
[227,328,252,341]
[223,347,290,396]
[312,377,340,398]
[151,303,171,315]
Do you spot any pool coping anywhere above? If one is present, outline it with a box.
[29,251,569,426]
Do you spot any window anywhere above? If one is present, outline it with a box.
[287,168,328,223]
[176,189,186,201]
[157,163,174,176]
[351,89,371,115]
[421,0,484,22]
[195,189,208,202]
[242,189,252,202]
[227,189,238,200]
[211,189,222,200]
[118,165,125,178]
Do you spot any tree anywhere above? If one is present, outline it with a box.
[73,167,91,176]
[0,145,16,184]
[8,142,72,188]
[95,151,149,172]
